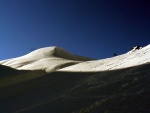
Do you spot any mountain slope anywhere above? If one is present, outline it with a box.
[0,46,93,72]
[1,45,149,73]
[0,64,149,113]
[0,44,150,113]
[59,44,150,72]
[0,64,20,77]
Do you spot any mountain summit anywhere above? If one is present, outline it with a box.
[0,46,93,72]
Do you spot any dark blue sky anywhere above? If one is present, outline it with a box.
[0,0,150,60]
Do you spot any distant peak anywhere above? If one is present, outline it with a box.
[26,46,93,61]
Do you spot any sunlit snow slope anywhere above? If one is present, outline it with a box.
[59,44,150,72]
[0,45,150,73]
[0,46,93,72]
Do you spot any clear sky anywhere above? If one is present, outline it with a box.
[0,0,149,60]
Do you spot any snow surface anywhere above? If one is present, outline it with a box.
[0,46,93,72]
[59,44,150,72]
[0,44,150,73]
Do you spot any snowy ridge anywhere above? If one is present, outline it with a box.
[0,44,150,73]
[59,44,150,72]
[0,46,93,72]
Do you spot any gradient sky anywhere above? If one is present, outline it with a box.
[0,0,149,60]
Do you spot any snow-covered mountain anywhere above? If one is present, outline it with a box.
[0,46,93,72]
[0,44,150,73]
[0,44,150,113]
[59,44,150,72]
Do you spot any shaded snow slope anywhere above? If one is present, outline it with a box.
[59,44,150,72]
[0,64,150,113]
[0,46,93,72]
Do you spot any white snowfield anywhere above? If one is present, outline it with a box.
[59,44,150,72]
[0,46,93,72]
[0,44,150,73]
